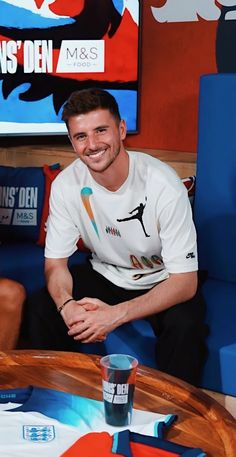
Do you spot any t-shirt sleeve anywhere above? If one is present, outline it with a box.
[45,180,80,259]
[158,185,198,274]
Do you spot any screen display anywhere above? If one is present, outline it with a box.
[0,0,141,136]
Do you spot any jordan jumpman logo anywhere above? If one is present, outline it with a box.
[117,197,150,237]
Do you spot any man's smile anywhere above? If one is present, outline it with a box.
[86,148,107,159]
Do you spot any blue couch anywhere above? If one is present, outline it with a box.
[1,74,235,396]
[193,73,236,396]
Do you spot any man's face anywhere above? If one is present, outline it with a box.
[68,109,126,174]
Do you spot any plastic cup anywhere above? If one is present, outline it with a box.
[100,354,138,426]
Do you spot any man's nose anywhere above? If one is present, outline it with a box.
[87,133,98,150]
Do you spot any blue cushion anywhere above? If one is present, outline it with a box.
[194,74,236,283]
[0,242,90,295]
[80,320,156,368]
[193,74,236,396]
[0,242,45,294]
[0,166,45,243]
[201,279,236,396]
[104,320,156,367]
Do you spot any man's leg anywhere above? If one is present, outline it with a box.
[27,285,77,350]
[27,262,132,350]
[27,262,208,384]
[0,278,26,350]
[147,288,208,386]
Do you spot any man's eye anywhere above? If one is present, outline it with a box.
[77,135,86,141]
[97,128,107,134]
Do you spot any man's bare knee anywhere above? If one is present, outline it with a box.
[0,279,26,313]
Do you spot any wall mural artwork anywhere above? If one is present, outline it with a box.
[124,0,236,153]
[0,0,140,135]
[150,0,236,73]
[216,4,236,72]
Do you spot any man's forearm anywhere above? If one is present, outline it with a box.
[116,271,198,326]
[45,258,73,310]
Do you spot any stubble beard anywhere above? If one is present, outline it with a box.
[86,141,121,174]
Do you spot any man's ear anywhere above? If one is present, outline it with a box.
[119,119,127,140]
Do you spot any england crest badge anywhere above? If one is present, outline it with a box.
[23,425,55,442]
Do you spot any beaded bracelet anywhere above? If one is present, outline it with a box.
[57,298,74,314]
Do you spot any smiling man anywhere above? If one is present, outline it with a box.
[28,88,208,386]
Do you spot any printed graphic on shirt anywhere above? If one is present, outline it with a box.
[81,187,100,238]
[130,255,164,270]
[186,252,195,259]
[133,270,165,281]
[117,197,150,238]
[23,425,55,443]
[105,226,121,237]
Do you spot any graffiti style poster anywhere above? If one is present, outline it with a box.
[126,0,236,153]
[0,0,140,135]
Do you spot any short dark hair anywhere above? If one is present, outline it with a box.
[62,88,121,126]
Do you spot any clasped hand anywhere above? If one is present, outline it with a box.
[65,297,119,344]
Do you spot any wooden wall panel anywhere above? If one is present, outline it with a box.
[0,145,196,178]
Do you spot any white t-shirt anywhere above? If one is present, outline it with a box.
[0,386,176,456]
[45,151,198,289]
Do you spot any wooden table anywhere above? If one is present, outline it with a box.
[0,350,235,456]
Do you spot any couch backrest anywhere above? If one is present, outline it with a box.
[194,73,236,283]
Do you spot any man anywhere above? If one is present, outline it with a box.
[0,278,25,349]
[29,88,208,386]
